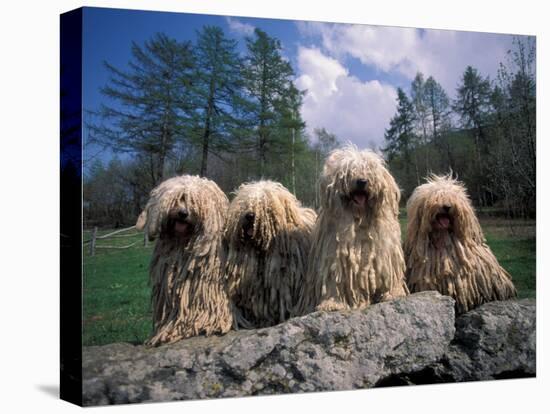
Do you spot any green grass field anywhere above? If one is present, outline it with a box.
[83,229,154,346]
[83,217,536,346]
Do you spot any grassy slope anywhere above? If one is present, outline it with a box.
[484,231,536,299]
[83,230,153,345]
[83,219,536,346]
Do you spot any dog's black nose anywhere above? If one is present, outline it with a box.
[245,212,255,221]
[443,205,451,212]
[177,209,189,220]
[356,179,367,189]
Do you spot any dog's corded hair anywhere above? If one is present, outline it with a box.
[224,180,316,328]
[405,174,516,313]
[297,145,408,314]
[136,175,232,345]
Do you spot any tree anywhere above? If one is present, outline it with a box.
[84,157,157,227]
[505,37,536,181]
[84,159,132,227]
[410,73,430,170]
[454,66,492,145]
[90,33,195,185]
[384,87,419,190]
[312,128,340,207]
[380,42,535,218]
[490,36,536,217]
[453,66,493,205]
[314,127,339,156]
[270,83,307,193]
[424,76,453,169]
[191,26,245,177]
[242,28,296,176]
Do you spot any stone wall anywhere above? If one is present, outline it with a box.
[82,292,535,406]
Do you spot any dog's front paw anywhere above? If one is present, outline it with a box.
[316,298,348,312]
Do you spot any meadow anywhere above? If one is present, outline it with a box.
[83,216,536,346]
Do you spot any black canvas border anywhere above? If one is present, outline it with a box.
[60,7,83,407]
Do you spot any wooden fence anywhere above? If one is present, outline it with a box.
[84,226,148,256]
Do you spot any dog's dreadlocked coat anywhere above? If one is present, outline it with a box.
[405,174,516,313]
[136,175,232,346]
[224,180,316,328]
[297,145,409,314]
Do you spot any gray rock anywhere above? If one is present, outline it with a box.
[82,292,535,406]
[436,298,536,382]
[373,298,536,386]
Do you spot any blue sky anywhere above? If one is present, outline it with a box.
[82,7,532,163]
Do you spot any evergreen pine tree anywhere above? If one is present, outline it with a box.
[242,28,296,176]
[91,33,195,185]
[191,26,245,177]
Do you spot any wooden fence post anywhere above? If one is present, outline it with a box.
[90,226,98,256]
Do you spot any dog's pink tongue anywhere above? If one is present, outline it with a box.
[438,215,450,229]
[247,227,254,236]
[353,193,366,206]
[174,221,189,234]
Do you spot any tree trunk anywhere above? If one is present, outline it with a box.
[200,126,210,177]
[149,154,156,187]
[200,39,220,178]
[315,149,319,209]
[291,112,296,195]
[473,131,486,207]
[156,121,169,185]
[445,138,455,171]
[413,150,420,185]
[258,55,268,177]
[421,116,430,172]
[157,151,165,186]
[258,127,266,177]
[200,95,214,177]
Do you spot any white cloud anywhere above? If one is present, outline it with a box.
[295,47,397,150]
[225,16,255,36]
[298,22,515,94]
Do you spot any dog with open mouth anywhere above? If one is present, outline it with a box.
[223,180,316,328]
[136,175,232,345]
[404,174,516,313]
[296,145,409,314]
